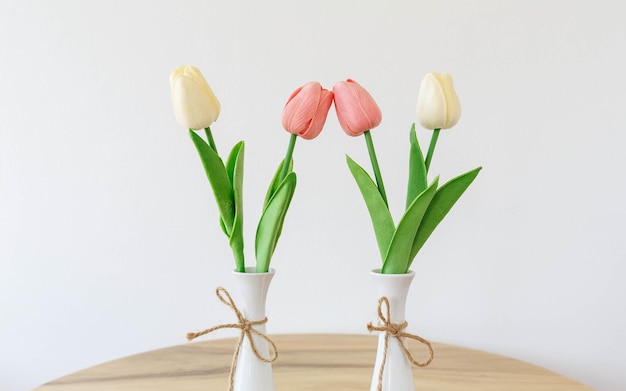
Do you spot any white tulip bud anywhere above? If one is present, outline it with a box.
[170,65,221,130]
[416,72,461,130]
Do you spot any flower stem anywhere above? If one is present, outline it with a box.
[424,128,440,173]
[204,127,218,153]
[364,130,388,206]
[279,133,298,181]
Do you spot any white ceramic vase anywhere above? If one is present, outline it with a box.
[370,269,416,391]
[232,267,276,391]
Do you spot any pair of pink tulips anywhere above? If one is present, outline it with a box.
[281,79,381,140]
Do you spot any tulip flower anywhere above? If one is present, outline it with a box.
[282,81,333,140]
[416,72,462,171]
[277,81,333,183]
[416,72,461,131]
[170,65,221,131]
[334,79,387,205]
[332,79,382,137]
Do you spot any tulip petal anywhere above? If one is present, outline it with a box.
[417,73,447,130]
[346,155,395,261]
[382,177,439,274]
[303,89,333,140]
[255,172,297,272]
[408,166,482,267]
[282,82,321,137]
[183,65,221,110]
[439,73,461,129]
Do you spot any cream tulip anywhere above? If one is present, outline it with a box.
[416,72,461,130]
[170,65,221,130]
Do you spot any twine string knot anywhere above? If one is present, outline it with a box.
[367,296,434,391]
[187,287,278,391]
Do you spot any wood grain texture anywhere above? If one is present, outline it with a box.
[33,334,593,391]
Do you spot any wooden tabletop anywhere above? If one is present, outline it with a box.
[33,334,592,390]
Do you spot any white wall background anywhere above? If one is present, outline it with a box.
[1,1,625,390]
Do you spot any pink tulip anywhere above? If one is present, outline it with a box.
[282,81,334,140]
[332,79,382,137]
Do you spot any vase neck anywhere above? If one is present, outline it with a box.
[370,270,415,323]
[232,269,275,321]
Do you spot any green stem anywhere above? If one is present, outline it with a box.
[234,248,245,273]
[279,133,298,181]
[364,130,388,206]
[204,127,218,153]
[424,128,440,173]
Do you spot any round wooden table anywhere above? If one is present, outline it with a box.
[33,334,592,390]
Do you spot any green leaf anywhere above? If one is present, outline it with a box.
[227,141,245,272]
[382,177,439,274]
[263,158,293,248]
[264,158,293,208]
[216,141,244,237]
[255,172,297,273]
[189,130,235,235]
[225,141,243,186]
[406,124,428,210]
[407,166,482,268]
[219,217,228,237]
[346,155,395,261]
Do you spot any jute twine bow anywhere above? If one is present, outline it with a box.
[367,296,434,391]
[186,287,278,391]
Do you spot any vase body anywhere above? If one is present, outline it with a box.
[370,269,416,391]
[232,267,275,391]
